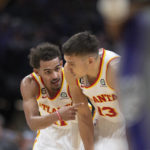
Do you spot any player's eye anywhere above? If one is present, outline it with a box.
[45,71,51,74]
[70,63,75,66]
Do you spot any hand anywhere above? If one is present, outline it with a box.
[58,103,84,121]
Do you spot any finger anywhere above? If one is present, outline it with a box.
[71,112,76,116]
[72,108,78,112]
[70,116,76,120]
[73,102,84,108]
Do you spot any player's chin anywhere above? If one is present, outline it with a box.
[51,83,61,90]
[75,74,83,79]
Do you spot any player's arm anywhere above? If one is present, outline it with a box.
[107,57,120,90]
[64,65,94,150]
[20,75,80,131]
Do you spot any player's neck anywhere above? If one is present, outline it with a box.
[47,87,59,98]
[46,81,62,98]
[87,55,101,83]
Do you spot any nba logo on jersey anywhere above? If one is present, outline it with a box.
[100,79,106,86]
[60,92,67,98]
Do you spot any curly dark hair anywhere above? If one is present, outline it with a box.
[28,42,61,69]
[62,31,100,56]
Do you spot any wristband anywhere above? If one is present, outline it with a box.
[56,110,63,121]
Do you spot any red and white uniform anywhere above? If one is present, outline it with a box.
[32,69,83,150]
[78,49,128,150]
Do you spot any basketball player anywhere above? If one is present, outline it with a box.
[62,31,129,150]
[20,43,89,150]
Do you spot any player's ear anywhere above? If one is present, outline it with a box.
[33,68,39,76]
[60,60,63,66]
[88,56,95,64]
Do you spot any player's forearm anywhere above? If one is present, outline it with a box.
[69,85,94,149]
[28,112,59,131]
[78,109,94,150]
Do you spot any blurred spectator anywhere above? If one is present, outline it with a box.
[17,130,35,150]
[97,0,150,150]
[0,115,19,150]
[0,0,10,11]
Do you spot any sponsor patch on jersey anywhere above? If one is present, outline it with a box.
[41,88,47,94]
[80,78,85,85]
[100,79,107,87]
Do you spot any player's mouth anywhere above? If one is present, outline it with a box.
[51,79,60,86]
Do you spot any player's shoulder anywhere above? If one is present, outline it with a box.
[20,74,40,100]
[106,50,120,80]
[104,49,120,69]
[106,58,120,79]
[20,74,38,90]
[108,57,120,68]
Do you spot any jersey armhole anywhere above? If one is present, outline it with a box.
[106,57,120,90]
[31,73,41,100]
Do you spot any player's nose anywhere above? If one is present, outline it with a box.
[51,71,58,79]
